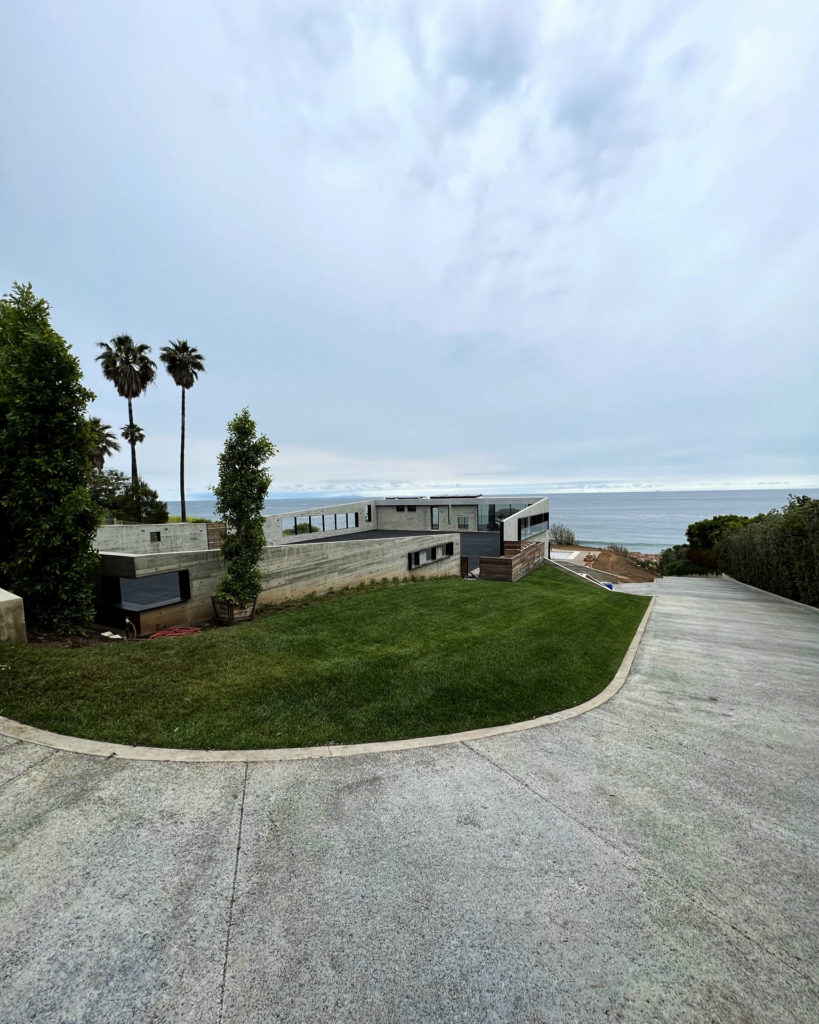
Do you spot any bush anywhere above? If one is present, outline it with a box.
[551,522,576,545]
[718,496,819,607]
[657,545,708,576]
[0,283,98,632]
[213,408,277,607]
[282,523,320,535]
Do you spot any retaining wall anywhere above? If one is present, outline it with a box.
[0,588,26,643]
[98,533,461,633]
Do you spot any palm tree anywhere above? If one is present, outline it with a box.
[96,335,156,492]
[120,422,145,449]
[87,417,120,472]
[159,339,206,522]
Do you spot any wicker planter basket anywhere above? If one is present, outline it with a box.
[211,596,258,625]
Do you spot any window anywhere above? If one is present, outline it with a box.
[431,506,439,529]
[406,505,416,512]
[150,531,161,542]
[457,516,469,529]
[396,505,405,512]
[408,543,454,569]
[366,504,372,523]
[100,570,191,612]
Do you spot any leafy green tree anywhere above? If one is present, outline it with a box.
[96,334,156,501]
[90,469,168,524]
[0,283,98,633]
[213,408,276,607]
[686,514,752,550]
[159,339,205,522]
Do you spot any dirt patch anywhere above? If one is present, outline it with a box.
[594,550,659,583]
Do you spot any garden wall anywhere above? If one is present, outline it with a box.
[97,533,460,633]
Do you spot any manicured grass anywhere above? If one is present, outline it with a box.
[0,565,649,749]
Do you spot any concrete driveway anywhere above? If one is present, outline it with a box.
[1,577,817,1023]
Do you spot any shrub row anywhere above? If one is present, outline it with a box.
[658,496,819,607]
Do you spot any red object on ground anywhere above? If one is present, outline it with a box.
[148,626,202,639]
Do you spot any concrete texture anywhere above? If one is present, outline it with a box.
[0,587,26,643]
[0,576,817,1022]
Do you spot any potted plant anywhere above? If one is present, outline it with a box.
[211,408,277,625]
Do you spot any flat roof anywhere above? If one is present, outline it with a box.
[375,495,546,506]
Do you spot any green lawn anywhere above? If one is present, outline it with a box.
[0,565,649,749]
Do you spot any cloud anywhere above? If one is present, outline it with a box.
[0,0,816,498]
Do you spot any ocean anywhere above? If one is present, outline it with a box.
[167,488,819,554]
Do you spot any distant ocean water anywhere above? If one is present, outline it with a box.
[167,488,819,554]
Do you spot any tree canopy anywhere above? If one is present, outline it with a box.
[0,283,98,632]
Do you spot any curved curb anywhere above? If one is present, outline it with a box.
[0,598,654,764]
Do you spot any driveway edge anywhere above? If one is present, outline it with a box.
[0,597,654,763]
[721,574,819,613]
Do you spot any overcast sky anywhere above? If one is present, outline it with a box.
[2,0,817,497]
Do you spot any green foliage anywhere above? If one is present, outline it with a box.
[551,522,576,545]
[90,469,168,523]
[657,545,709,576]
[0,282,98,632]
[0,566,649,749]
[717,496,819,607]
[282,523,320,535]
[86,417,120,472]
[685,514,752,549]
[213,408,277,606]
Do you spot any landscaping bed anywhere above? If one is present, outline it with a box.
[0,565,649,750]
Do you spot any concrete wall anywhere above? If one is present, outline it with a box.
[0,588,27,643]
[375,503,479,532]
[98,533,460,633]
[264,501,375,545]
[95,522,209,554]
[95,501,375,554]
[502,496,550,545]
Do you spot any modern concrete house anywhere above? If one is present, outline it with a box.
[92,495,550,634]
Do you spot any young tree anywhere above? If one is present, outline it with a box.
[0,283,98,633]
[213,408,276,610]
[159,339,205,522]
[95,334,156,498]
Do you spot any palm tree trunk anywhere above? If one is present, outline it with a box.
[180,387,186,522]
[128,397,138,489]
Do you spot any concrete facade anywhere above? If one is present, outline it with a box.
[264,501,375,546]
[375,501,480,533]
[96,522,210,554]
[98,533,460,633]
[0,588,26,643]
[90,495,548,633]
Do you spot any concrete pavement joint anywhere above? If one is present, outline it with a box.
[461,739,815,986]
[218,762,248,1024]
[0,747,58,790]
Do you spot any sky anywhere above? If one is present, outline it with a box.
[1,0,817,498]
